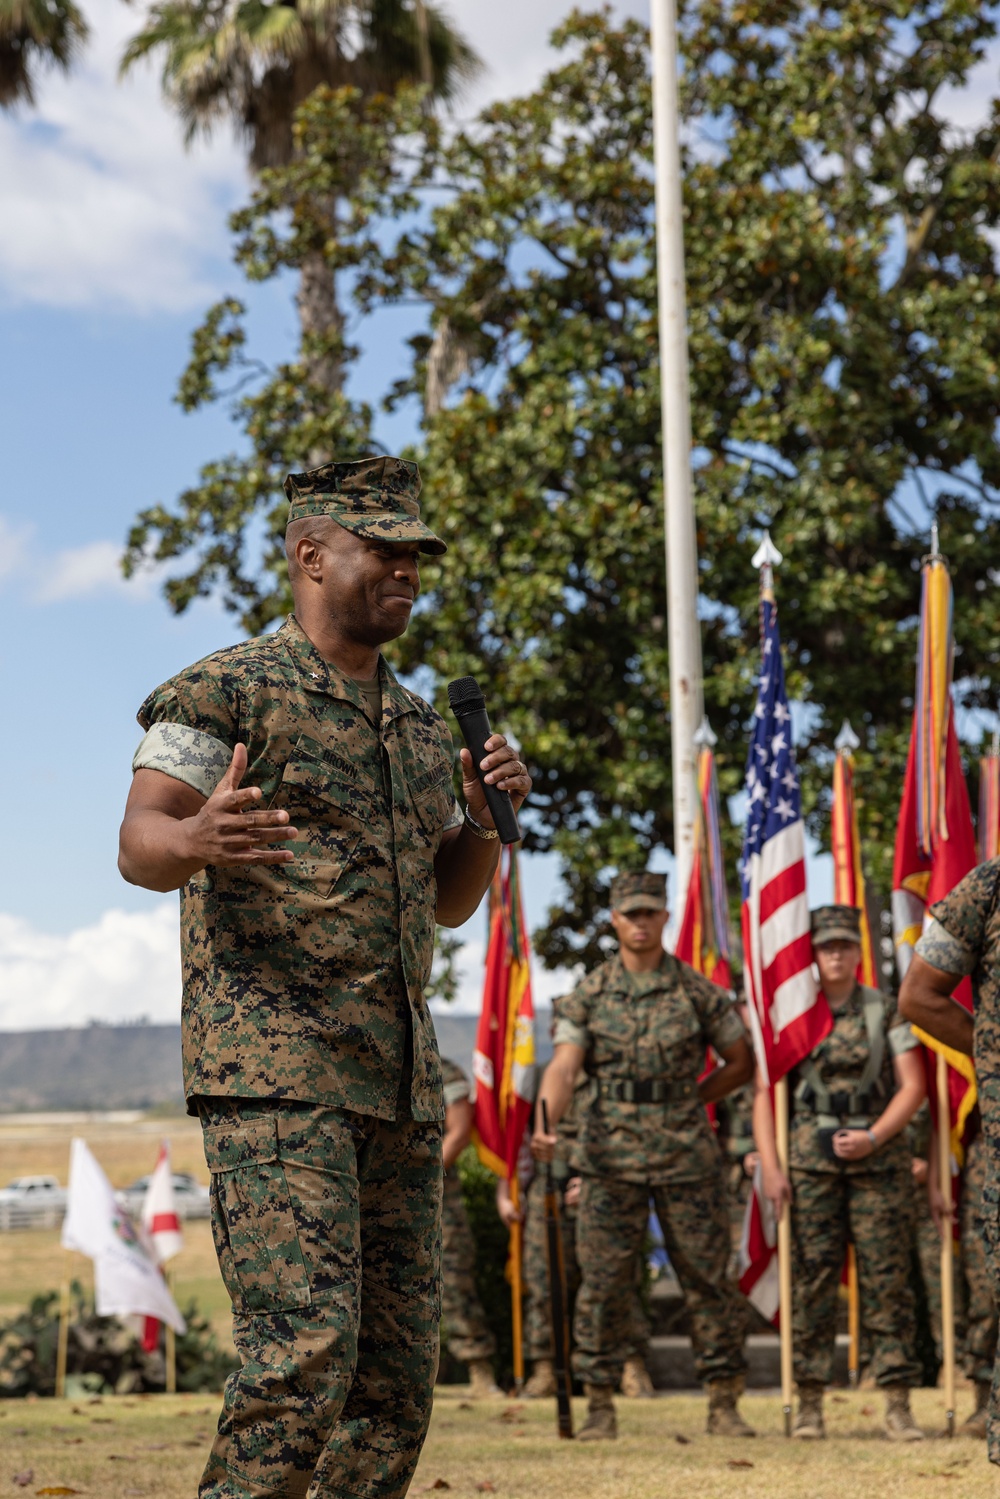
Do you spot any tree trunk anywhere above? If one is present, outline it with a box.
[297,236,344,467]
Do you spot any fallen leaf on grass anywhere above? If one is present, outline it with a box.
[831,1395,847,1404]
[89,1418,113,1424]
[11,1427,28,1436]
[860,1405,875,1416]
[475,1482,496,1492]
[36,1488,83,1495]
[457,1403,473,1412]
[415,1482,451,1493]
[12,1473,33,1488]
[727,1459,754,1469]
[498,1406,525,1423]
[674,1435,691,1445]
[61,1440,83,1447]
[86,1398,102,1406]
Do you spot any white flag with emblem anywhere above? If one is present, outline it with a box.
[62,1138,185,1333]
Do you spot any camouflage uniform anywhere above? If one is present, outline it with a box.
[439,1060,496,1366]
[715,1082,756,1272]
[909,1102,954,1365]
[554,947,748,1390]
[522,1078,648,1367]
[787,982,923,1390]
[916,865,1000,1458]
[132,459,461,1499]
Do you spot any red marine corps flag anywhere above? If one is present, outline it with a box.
[472,846,536,1178]
[892,538,977,1163]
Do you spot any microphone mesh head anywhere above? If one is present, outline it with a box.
[447,676,485,714]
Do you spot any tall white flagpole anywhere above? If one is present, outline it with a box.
[650,0,704,907]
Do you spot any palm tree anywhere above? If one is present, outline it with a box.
[121,0,480,397]
[0,0,88,109]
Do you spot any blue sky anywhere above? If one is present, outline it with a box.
[0,0,995,1029]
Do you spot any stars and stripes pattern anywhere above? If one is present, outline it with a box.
[740,590,829,1085]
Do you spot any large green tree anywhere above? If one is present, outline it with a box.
[127,7,1000,968]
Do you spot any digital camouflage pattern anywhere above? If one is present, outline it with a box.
[198,1098,442,1499]
[553,952,747,1184]
[788,985,921,1388]
[573,1172,747,1388]
[810,904,862,945]
[439,1060,495,1366]
[135,615,462,1121]
[522,1079,648,1365]
[787,984,918,1175]
[917,859,1000,1457]
[609,871,667,913]
[554,954,747,1388]
[790,1157,921,1388]
[715,1082,756,1265]
[959,1133,999,1383]
[284,457,446,554]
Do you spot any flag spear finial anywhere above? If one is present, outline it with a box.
[752,530,782,603]
[931,520,940,558]
[835,719,860,754]
[694,715,717,750]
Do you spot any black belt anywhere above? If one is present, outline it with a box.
[597,1078,675,1104]
[796,1085,882,1118]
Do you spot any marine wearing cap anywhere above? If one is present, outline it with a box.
[610,871,668,913]
[810,905,862,947]
[284,456,446,554]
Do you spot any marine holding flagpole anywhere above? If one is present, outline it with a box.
[117,456,531,1499]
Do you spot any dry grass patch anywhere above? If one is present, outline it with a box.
[1,1387,999,1498]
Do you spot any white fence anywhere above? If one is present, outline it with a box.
[0,1195,210,1231]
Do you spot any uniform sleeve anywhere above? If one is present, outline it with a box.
[915,916,978,978]
[133,663,238,799]
[682,963,747,1052]
[920,866,1000,976]
[887,1005,920,1058]
[441,1060,471,1108]
[552,983,591,1051]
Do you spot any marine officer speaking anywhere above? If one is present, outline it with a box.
[118,456,531,1499]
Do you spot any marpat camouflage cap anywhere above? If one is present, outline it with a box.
[283,456,446,555]
[811,904,861,946]
[610,871,668,914]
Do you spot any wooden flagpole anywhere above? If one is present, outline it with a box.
[938,1053,956,1436]
[55,1272,71,1399]
[510,1174,524,1391]
[847,1247,860,1386]
[774,1076,793,1436]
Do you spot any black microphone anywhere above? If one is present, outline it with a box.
[447,676,522,845]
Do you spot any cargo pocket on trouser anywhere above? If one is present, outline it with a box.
[203,1115,311,1314]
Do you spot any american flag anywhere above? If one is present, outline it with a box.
[739,573,829,1085]
[737,551,830,1318]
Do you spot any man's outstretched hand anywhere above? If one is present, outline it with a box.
[180,743,298,868]
[120,742,298,892]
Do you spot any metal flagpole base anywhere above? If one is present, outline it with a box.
[946,1410,955,1437]
[783,1404,792,1438]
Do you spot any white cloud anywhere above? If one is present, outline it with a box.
[34,538,148,602]
[0,516,30,581]
[0,903,181,1030]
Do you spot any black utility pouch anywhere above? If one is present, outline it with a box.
[817,1126,840,1162]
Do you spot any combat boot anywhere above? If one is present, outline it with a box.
[620,1356,655,1399]
[467,1359,504,1399]
[883,1384,924,1441]
[792,1382,825,1440]
[706,1375,756,1437]
[577,1383,618,1441]
[523,1360,557,1399]
[958,1379,990,1438]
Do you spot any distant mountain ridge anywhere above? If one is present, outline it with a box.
[0,1014,552,1113]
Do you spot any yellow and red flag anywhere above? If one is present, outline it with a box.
[892,543,977,1165]
[472,846,536,1178]
[831,721,877,987]
[675,724,733,990]
[979,743,1000,864]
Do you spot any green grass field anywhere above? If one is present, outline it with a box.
[1,1387,998,1499]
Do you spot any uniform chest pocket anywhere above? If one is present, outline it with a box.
[272,749,376,899]
[409,762,458,847]
[586,1012,634,1071]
